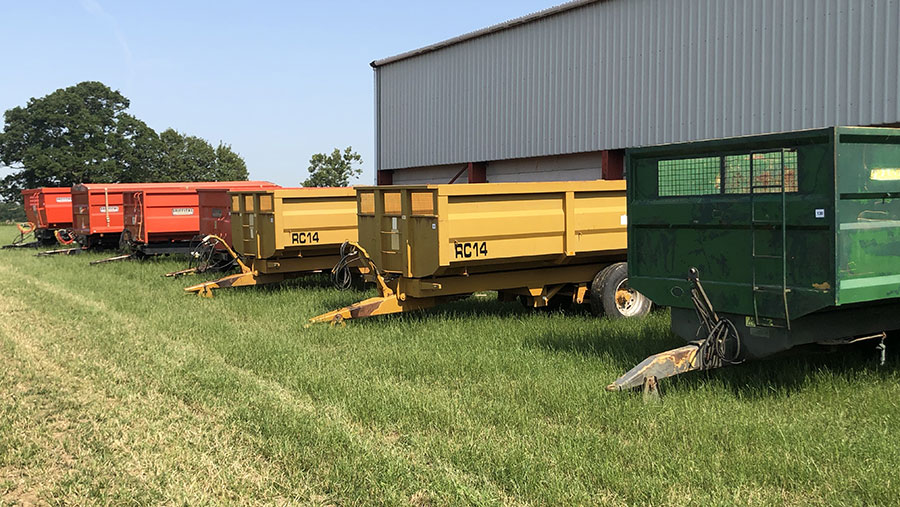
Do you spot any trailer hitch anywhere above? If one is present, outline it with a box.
[36,247,86,257]
[181,235,258,296]
[306,241,428,326]
[167,235,243,279]
[90,254,135,265]
[607,268,742,392]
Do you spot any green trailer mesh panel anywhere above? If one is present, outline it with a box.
[658,150,798,197]
[658,157,720,196]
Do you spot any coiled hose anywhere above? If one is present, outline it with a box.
[188,236,238,273]
[689,268,744,370]
[54,229,76,245]
[332,241,360,290]
[12,222,35,245]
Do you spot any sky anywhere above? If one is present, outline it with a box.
[0,0,555,187]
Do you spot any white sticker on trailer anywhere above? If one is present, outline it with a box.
[56,197,72,203]
[172,208,195,216]
[620,215,628,226]
[99,206,119,213]
[815,209,825,219]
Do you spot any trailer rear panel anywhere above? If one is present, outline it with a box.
[21,187,72,230]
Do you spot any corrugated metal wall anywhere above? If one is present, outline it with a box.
[375,0,900,172]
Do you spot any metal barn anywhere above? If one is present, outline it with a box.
[372,0,900,185]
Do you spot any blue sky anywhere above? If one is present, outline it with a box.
[0,0,554,186]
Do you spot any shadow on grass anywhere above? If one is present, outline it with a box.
[535,318,900,396]
[677,339,900,396]
[301,290,525,320]
[532,318,681,361]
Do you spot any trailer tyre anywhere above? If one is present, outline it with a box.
[590,262,651,319]
[118,229,134,253]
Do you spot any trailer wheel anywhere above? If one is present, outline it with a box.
[590,262,651,318]
[35,228,56,246]
[118,229,134,253]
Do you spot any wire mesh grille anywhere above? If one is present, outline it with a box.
[658,150,798,197]
[658,157,720,197]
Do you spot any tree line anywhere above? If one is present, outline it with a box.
[0,81,248,204]
[0,81,366,222]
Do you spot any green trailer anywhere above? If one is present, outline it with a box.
[609,127,900,391]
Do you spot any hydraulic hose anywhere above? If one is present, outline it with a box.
[332,241,360,290]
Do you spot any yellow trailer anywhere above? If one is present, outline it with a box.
[309,181,651,324]
[185,187,359,297]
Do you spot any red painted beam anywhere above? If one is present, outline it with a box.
[601,150,625,180]
[467,162,487,183]
[376,170,394,185]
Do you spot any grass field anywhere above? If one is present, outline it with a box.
[1,225,898,505]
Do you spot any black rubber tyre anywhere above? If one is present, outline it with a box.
[118,229,134,253]
[36,228,56,246]
[589,262,652,319]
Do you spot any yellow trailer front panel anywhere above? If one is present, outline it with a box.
[232,187,358,270]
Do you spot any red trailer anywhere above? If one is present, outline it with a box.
[72,182,274,249]
[6,188,74,247]
[72,183,182,248]
[114,181,277,258]
[23,187,73,230]
[197,183,279,248]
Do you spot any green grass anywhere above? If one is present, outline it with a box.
[0,225,898,505]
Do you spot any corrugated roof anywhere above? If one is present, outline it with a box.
[370,0,602,68]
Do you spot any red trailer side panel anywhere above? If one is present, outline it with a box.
[123,189,200,244]
[121,182,278,244]
[72,182,275,240]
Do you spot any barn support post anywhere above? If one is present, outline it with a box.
[467,162,487,183]
[601,150,625,180]
[377,169,394,185]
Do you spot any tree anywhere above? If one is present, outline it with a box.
[0,81,249,201]
[0,201,25,223]
[302,147,362,187]
[0,81,154,200]
[154,129,248,182]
